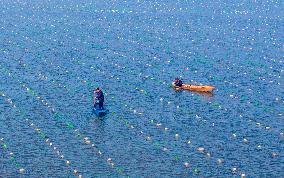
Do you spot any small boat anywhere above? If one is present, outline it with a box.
[93,102,108,116]
[93,108,108,116]
[172,82,215,92]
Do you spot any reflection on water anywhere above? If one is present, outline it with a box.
[191,91,214,98]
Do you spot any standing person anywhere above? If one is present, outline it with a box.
[94,87,104,110]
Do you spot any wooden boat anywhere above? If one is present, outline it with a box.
[172,82,215,92]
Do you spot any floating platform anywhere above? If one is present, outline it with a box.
[93,108,108,117]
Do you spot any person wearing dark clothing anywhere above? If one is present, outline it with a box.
[94,87,104,110]
[174,78,183,87]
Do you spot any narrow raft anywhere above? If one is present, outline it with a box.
[93,108,108,116]
[93,102,108,116]
[172,82,215,92]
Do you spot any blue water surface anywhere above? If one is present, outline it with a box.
[0,0,283,177]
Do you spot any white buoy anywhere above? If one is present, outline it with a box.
[184,162,190,168]
[241,173,245,178]
[243,138,248,144]
[272,152,278,158]
[217,158,223,164]
[66,160,70,165]
[232,167,237,174]
[85,140,91,145]
[19,168,25,173]
[197,147,205,153]
[175,134,179,139]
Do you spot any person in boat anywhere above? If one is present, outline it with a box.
[94,87,104,110]
[174,77,183,87]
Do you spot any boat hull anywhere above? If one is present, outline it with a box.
[172,82,215,92]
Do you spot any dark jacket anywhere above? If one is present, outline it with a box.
[96,90,104,102]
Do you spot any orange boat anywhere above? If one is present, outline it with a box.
[172,82,215,92]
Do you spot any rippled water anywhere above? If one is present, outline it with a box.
[0,0,283,177]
